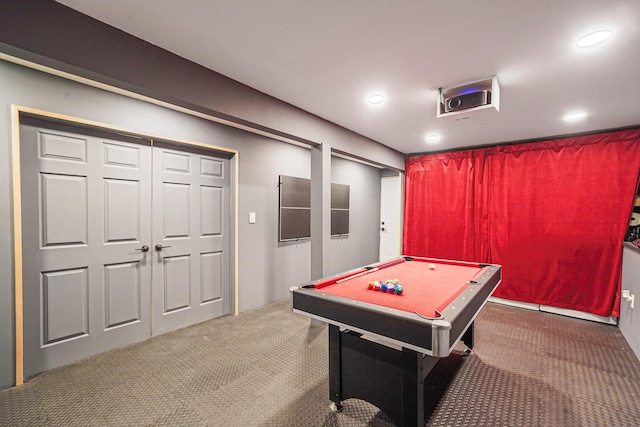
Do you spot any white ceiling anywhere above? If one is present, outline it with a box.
[57,0,640,154]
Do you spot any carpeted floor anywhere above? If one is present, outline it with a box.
[1,300,639,426]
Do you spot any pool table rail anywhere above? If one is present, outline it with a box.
[290,257,502,357]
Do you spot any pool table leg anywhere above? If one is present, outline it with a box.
[328,324,343,409]
[327,324,425,426]
[462,321,474,354]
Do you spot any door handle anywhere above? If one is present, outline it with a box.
[135,245,150,252]
[155,244,172,251]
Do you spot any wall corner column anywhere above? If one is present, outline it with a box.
[311,143,331,279]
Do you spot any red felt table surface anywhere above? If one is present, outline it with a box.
[315,259,483,318]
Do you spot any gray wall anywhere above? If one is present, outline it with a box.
[620,244,640,360]
[0,0,402,390]
[0,60,386,389]
[238,139,312,309]
[329,157,382,275]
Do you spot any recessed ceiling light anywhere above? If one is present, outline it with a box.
[576,30,612,48]
[425,134,441,143]
[367,94,385,104]
[563,112,587,121]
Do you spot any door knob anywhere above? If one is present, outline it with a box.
[135,245,150,252]
[155,244,172,251]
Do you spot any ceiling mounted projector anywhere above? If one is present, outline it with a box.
[437,76,499,119]
[444,90,491,113]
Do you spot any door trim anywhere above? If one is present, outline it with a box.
[10,105,239,386]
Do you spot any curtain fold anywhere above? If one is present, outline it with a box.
[404,150,487,262]
[403,128,640,317]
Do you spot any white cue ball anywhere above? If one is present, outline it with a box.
[429,264,435,270]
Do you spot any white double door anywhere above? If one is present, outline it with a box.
[20,121,231,378]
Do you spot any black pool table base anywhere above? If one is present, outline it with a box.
[329,324,474,427]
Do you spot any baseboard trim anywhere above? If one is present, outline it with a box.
[540,305,617,325]
[489,297,539,311]
[488,297,617,325]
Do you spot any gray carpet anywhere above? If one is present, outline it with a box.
[1,300,639,426]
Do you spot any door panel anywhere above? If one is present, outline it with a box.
[162,182,191,238]
[163,255,191,312]
[201,186,223,235]
[21,123,153,378]
[42,268,89,344]
[41,173,88,245]
[104,179,141,242]
[104,262,142,328]
[152,147,230,335]
[201,251,223,302]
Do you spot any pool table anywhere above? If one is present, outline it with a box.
[290,256,502,427]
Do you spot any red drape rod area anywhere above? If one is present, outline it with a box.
[403,128,640,317]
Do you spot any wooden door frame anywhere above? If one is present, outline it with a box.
[10,105,239,385]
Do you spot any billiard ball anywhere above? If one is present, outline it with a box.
[429,264,435,270]
[394,285,403,295]
[373,283,381,291]
[367,281,374,290]
[380,284,388,292]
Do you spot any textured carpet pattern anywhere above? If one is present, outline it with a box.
[1,300,639,426]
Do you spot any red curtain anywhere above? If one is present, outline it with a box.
[404,128,640,317]
[404,150,489,262]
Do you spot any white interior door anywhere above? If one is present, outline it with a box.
[151,145,231,335]
[21,122,153,378]
[20,120,232,379]
[379,175,401,261]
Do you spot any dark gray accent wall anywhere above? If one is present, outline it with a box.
[0,0,403,170]
[0,69,14,391]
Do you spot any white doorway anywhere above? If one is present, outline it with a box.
[379,174,402,261]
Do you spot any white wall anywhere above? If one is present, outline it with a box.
[620,244,640,360]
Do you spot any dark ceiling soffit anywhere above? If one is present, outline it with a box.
[0,0,325,148]
[0,42,320,149]
[331,148,402,171]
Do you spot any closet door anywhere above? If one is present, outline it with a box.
[21,122,152,378]
[151,146,231,335]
